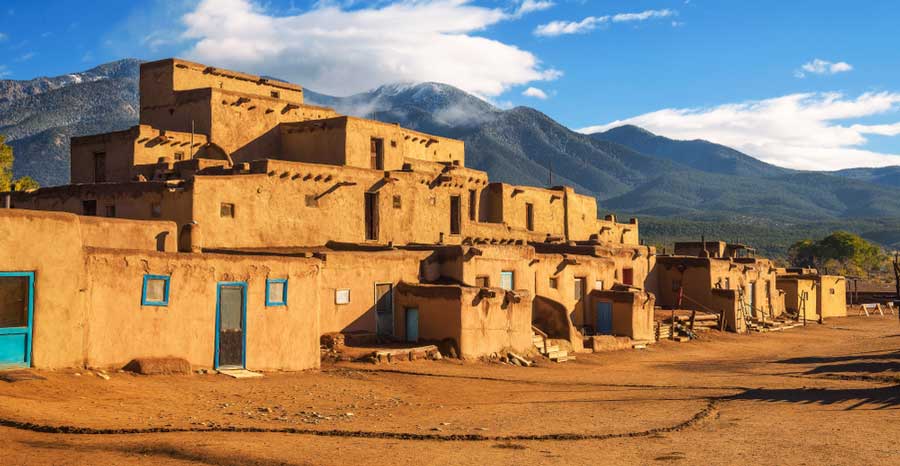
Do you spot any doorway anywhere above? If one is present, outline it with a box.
[365,192,379,241]
[595,301,613,335]
[215,282,247,369]
[405,308,419,343]
[450,196,461,235]
[375,283,394,339]
[0,272,34,368]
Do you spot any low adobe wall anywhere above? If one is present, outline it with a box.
[78,215,178,252]
[84,249,321,371]
[589,290,655,342]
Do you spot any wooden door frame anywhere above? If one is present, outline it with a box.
[214,281,248,369]
[0,271,35,368]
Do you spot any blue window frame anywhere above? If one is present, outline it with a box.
[141,274,170,306]
[265,278,288,307]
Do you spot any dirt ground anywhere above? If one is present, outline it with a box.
[0,315,897,466]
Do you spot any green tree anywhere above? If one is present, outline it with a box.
[0,135,39,192]
[788,231,885,276]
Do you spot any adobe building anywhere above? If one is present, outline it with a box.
[652,241,785,332]
[776,270,847,322]
[2,59,656,371]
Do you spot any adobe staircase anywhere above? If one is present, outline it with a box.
[531,326,572,363]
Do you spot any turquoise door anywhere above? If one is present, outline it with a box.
[596,302,613,335]
[405,308,419,343]
[0,272,35,368]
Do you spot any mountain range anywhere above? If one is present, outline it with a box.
[4,59,900,255]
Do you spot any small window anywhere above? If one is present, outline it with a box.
[266,279,288,307]
[271,90,280,99]
[475,276,490,288]
[830,288,835,295]
[174,151,185,161]
[525,203,535,231]
[305,195,319,207]
[724,278,731,290]
[220,203,235,218]
[141,275,170,306]
[549,277,558,289]
[595,280,604,291]
[150,202,162,218]
[335,289,351,305]
[393,195,402,209]
[622,268,634,286]
[391,140,397,148]
[574,277,585,301]
[82,200,97,216]
[104,204,116,218]
[500,271,514,291]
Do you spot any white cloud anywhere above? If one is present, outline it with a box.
[611,9,674,22]
[178,0,561,97]
[514,0,555,17]
[579,92,900,170]
[0,32,7,42]
[522,86,548,99]
[795,58,853,78]
[535,9,675,36]
[535,16,605,36]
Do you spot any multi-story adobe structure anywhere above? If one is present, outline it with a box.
[1,59,656,371]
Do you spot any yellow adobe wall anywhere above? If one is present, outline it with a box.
[589,290,655,341]
[76,216,177,252]
[485,183,567,238]
[83,249,321,371]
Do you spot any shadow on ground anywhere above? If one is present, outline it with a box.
[728,385,900,410]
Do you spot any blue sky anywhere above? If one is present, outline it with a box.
[2,0,900,170]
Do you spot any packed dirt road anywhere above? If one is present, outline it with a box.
[0,316,897,465]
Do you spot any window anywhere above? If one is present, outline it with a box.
[393,195,402,209]
[724,277,731,290]
[150,202,162,218]
[104,204,116,218]
[525,203,535,231]
[500,271,514,291]
[574,277,585,302]
[82,200,97,216]
[830,288,835,295]
[93,152,106,183]
[450,196,461,235]
[141,275,170,306]
[335,289,351,305]
[266,279,288,307]
[549,277,558,289]
[622,268,634,286]
[595,280,604,291]
[220,203,235,218]
[174,151,185,162]
[270,90,280,99]
[468,190,477,221]
[305,195,319,207]
[365,193,379,241]
[476,276,490,288]
[370,138,384,170]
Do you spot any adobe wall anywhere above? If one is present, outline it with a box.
[817,275,847,318]
[140,59,304,109]
[564,188,599,240]
[777,277,817,318]
[394,284,532,359]
[77,216,177,252]
[318,249,429,335]
[83,249,321,371]
[590,290,655,341]
[0,210,89,368]
[191,160,490,248]
[280,120,349,167]
[71,128,137,184]
[486,183,566,238]
[12,183,194,235]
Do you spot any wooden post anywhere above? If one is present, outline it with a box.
[689,310,696,333]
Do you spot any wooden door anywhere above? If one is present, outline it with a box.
[596,302,613,335]
[405,308,419,343]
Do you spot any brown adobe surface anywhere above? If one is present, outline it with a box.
[0,315,897,465]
